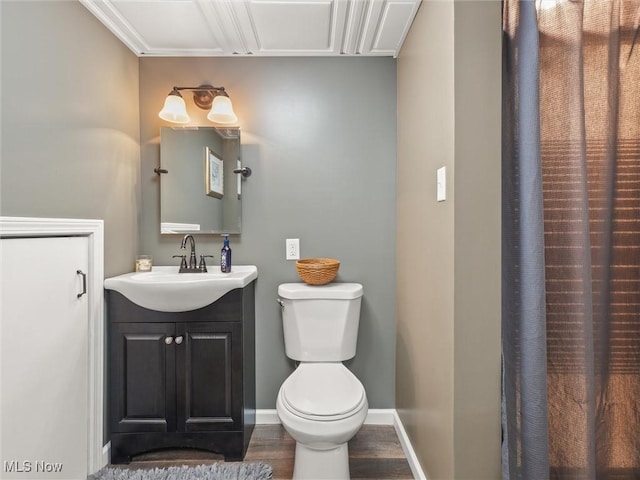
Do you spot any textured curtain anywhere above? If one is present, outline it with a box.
[502,1,640,479]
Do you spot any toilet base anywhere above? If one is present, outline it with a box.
[292,442,350,480]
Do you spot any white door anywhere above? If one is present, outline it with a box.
[1,236,89,479]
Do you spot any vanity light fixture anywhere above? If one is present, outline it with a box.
[158,84,238,125]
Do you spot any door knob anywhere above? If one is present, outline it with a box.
[175,336,184,345]
[165,336,173,345]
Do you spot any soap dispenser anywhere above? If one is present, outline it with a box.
[220,234,232,273]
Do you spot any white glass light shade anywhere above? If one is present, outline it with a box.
[207,95,238,124]
[159,94,190,124]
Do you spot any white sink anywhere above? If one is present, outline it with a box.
[104,265,258,312]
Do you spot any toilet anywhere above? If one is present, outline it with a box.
[276,283,368,480]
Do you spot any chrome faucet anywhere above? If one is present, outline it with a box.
[180,234,197,269]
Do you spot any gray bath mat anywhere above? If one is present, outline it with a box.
[87,463,273,480]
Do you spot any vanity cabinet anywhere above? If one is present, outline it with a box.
[106,283,255,463]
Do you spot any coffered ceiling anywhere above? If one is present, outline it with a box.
[79,0,421,57]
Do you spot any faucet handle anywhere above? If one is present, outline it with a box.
[199,255,214,272]
[173,255,188,269]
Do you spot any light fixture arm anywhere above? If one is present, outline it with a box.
[172,84,229,110]
[173,85,227,93]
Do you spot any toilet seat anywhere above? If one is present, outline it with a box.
[280,363,366,422]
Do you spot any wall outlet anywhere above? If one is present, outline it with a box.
[286,238,300,260]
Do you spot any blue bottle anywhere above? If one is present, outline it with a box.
[220,234,232,273]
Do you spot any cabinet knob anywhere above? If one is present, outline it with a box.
[165,336,173,345]
[175,336,184,345]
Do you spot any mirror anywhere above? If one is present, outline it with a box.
[160,127,242,235]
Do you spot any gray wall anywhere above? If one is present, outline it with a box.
[139,57,397,408]
[397,1,502,478]
[0,0,140,278]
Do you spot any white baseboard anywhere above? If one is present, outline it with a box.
[256,409,280,424]
[256,408,427,480]
[255,408,397,426]
[364,408,396,425]
[391,411,427,480]
[102,441,110,468]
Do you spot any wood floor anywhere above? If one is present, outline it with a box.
[118,425,414,480]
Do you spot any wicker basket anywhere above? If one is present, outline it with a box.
[296,258,340,285]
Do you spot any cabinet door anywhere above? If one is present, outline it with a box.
[110,322,176,433]
[1,236,89,480]
[176,322,242,432]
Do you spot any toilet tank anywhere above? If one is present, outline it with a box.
[278,283,363,362]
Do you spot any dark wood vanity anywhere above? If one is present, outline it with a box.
[106,282,255,463]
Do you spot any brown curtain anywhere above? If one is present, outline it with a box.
[503,1,640,479]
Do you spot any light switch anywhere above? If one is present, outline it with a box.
[437,166,446,202]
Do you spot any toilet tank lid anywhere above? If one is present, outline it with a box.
[278,283,363,300]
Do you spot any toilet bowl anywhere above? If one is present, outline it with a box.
[276,364,368,479]
[276,283,367,480]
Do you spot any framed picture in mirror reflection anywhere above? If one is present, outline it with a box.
[205,146,223,199]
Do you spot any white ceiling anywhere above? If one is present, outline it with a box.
[79,0,421,57]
